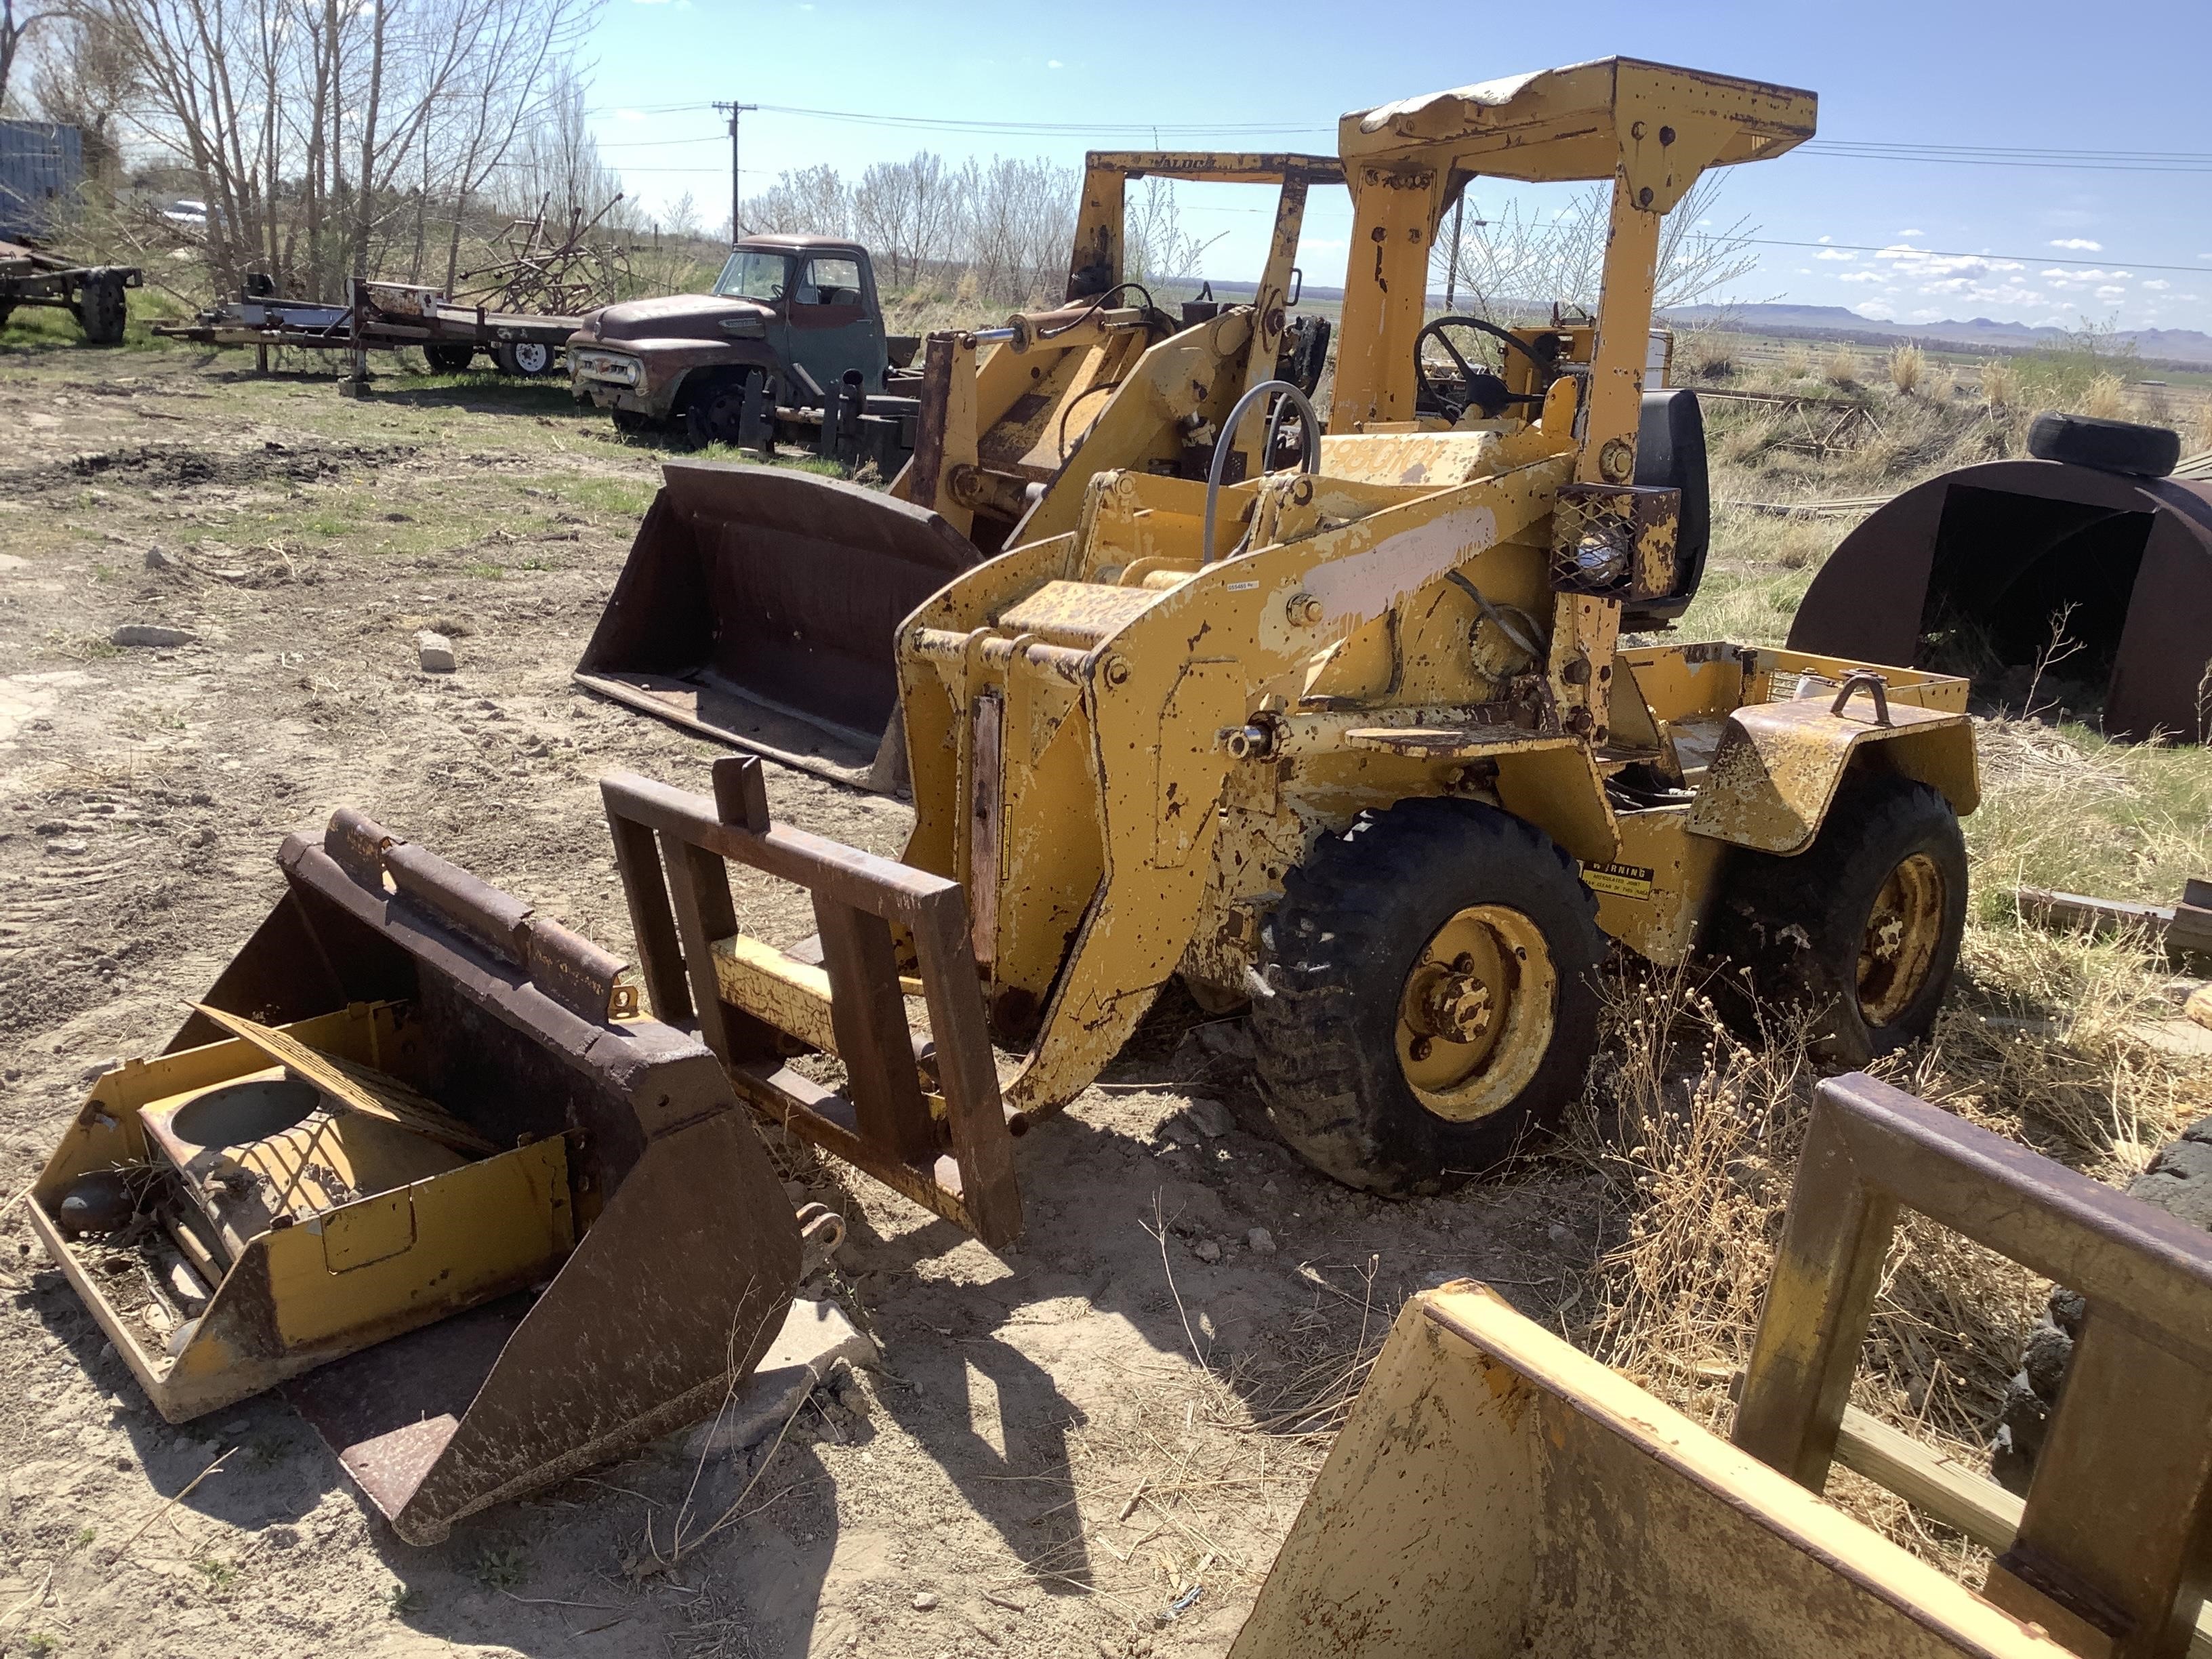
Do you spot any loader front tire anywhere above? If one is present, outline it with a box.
[1706,773,1967,1067]
[1254,799,1603,1195]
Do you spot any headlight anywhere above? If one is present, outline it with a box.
[576,352,640,386]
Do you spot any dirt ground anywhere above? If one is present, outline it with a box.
[0,335,1611,1658]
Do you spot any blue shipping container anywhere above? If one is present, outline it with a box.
[0,121,84,244]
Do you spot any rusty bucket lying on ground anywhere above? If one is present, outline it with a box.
[1230,1281,2073,1659]
[28,811,801,1543]
[1786,457,2212,741]
[574,458,983,792]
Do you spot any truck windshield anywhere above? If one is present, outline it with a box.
[713,249,789,303]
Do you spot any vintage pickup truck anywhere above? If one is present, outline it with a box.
[568,233,920,461]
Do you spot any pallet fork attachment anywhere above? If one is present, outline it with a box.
[601,757,1022,1246]
[1738,1073,2212,1659]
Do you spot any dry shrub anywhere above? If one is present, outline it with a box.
[1681,329,1738,382]
[1979,358,2020,409]
[1888,342,1926,396]
[1782,343,1815,380]
[2082,372,2127,420]
[1823,344,1861,387]
[1924,363,1957,403]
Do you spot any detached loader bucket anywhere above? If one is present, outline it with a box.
[1233,1283,2071,1659]
[576,459,984,790]
[1787,458,2212,741]
[30,811,801,1544]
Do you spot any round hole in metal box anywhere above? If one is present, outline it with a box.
[171,1078,321,1147]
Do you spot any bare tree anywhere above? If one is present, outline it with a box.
[1,0,58,112]
[742,163,848,239]
[1122,175,1214,288]
[26,3,141,179]
[851,150,950,289]
[1436,173,1759,316]
[952,154,1074,306]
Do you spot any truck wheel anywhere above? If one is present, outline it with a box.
[684,369,751,449]
[1705,774,1967,1067]
[611,408,655,436]
[424,342,475,373]
[1254,799,1604,1195]
[75,270,128,345]
[493,340,554,376]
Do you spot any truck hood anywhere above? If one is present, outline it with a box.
[584,293,771,344]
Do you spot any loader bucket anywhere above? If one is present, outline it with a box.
[575,458,984,790]
[1232,1283,2070,1659]
[29,812,800,1544]
[1786,459,2212,741]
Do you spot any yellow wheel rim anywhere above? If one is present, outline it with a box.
[1395,903,1556,1123]
[1858,852,1947,1027]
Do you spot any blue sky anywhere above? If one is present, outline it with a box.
[586,0,2212,332]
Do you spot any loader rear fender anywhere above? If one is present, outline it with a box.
[1687,700,1979,857]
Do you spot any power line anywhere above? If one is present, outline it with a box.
[1801,141,2212,175]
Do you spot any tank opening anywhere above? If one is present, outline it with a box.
[1919,484,2151,718]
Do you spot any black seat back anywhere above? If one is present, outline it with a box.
[1623,388,1711,627]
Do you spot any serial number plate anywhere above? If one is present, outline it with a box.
[1582,861,1656,899]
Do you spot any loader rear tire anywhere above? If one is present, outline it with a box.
[1705,773,1967,1067]
[1254,798,1603,1195]
[75,270,127,345]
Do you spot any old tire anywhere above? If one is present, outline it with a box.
[684,369,751,449]
[611,407,655,436]
[2026,411,2179,478]
[75,270,127,344]
[1706,774,1967,1067]
[424,342,476,373]
[1253,798,1603,1195]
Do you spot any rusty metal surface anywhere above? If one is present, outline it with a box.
[1788,459,2212,742]
[136,815,802,1542]
[1736,1073,2212,1658]
[574,459,980,788]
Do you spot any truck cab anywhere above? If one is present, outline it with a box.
[569,234,912,445]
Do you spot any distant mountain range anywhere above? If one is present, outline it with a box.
[1661,304,2212,368]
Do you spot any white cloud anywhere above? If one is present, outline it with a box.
[1910,307,1944,321]
[2049,238,2102,251]
[1816,234,1832,243]
[1815,248,1854,261]
[1852,300,1896,321]
[1046,57,1063,67]
[1898,228,1926,238]
[1988,261,2024,272]
[1837,270,1883,284]
[2095,285,2125,298]
[2144,279,2171,291]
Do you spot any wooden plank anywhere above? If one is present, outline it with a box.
[189,1004,497,1155]
[1836,1407,2022,1553]
[813,897,937,1166]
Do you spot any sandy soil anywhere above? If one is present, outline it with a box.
[0,338,1606,1659]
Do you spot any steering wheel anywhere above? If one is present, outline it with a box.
[1414,314,1555,424]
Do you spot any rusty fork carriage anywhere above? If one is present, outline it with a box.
[601,757,1023,1245]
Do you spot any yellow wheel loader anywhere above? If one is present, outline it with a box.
[575,152,1341,790]
[607,58,1982,1237]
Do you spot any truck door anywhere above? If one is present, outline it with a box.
[785,251,888,398]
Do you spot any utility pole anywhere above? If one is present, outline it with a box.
[714,100,757,246]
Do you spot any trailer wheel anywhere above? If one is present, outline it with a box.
[0,300,15,330]
[75,270,128,345]
[493,340,554,376]
[424,342,476,373]
[1254,798,1603,1195]
[1705,774,1967,1067]
[684,369,752,448]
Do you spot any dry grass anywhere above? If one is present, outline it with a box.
[1823,344,1862,388]
[2083,372,2128,420]
[1888,343,1926,396]
[1979,358,2021,410]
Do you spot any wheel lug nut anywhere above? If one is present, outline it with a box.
[1409,1036,1433,1061]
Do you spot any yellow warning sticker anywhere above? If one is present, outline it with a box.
[1582,861,1656,899]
